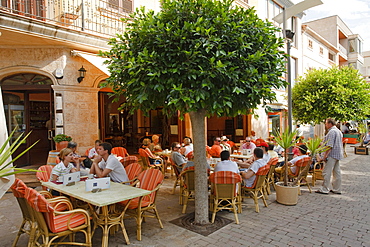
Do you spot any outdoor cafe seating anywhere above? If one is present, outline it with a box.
[209,171,242,224]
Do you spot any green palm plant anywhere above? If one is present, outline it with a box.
[357,123,367,147]
[292,136,329,186]
[273,127,297,186]
[0,128,40,178]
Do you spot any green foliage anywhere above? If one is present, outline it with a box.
[292,66,370,124]
[304,137,329,158]
[101,0,286,117]
[0,128,40,178]
[273,128,296,186]
[53,134,72,143]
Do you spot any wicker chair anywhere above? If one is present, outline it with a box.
[112,147,129,157]
[311,161,324,187]
[209,171,242,224]
[180,167,196,214]
[264,157,279,197]
[138,148,164,173]
[118,169,164,241]
[24,187,91,247]
[241,165,270,213]
[36,165,53,190]
[288,157,312,195]
[122,162,142,185]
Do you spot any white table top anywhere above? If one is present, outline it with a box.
[230,154,252,159]
[42,181,150,207]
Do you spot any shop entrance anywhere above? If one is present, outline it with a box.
[1,73,53,166]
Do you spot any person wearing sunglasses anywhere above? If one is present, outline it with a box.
[206,137,222,158]
[171,142,187,173]
[239,137,256,152]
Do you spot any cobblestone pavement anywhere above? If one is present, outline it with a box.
[1,146,369,247]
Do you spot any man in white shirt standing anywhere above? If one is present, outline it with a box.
[90,142,129,183]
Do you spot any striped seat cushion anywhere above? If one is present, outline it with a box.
[244,164,270,189]
[121,156,138,168]
[36,165,53,182]
[118,197,151,209]
[112,147,129,157]
[125,162,142,181]
[11,178,27,198]
[25,187,86,233]
[209,171,242,196]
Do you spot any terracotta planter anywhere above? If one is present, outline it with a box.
[55,141,68,151]
[275,182,299,205]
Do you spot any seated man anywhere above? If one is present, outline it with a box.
[183,152,211,171]
[206,137,222,158]
[236,142,270,168]
[215,150,240,174]
[88,139,102,159]
[90,142,129,183]
[240,148,267,187]
[171,142,187,173]
[275,144,309,178]
[239,137,256,153]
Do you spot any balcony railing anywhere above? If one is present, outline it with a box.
[0,0,132,37]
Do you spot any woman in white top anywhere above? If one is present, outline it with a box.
[181,137,193,157]
[50,148,80,182]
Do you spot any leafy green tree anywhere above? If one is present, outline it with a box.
[102,0,286,224]
[292,66,370,124]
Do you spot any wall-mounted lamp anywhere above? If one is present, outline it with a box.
[77,66,87,83]
[285,30,295,40]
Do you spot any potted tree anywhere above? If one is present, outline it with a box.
[53,134,72,151]
[273,128,299,205]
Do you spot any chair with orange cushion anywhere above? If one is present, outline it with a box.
[138,148,164,172]
[179,166,195,213]
[11,178,37,247]
[85,148,92,157]
[241,165,270,213]
[36,165,53,190]
[112,147,129,158]
[24,187,92,247]
[288,156,312,195]
[118,169,164,241]
[120,155,139,168]
[169,157,182,197]
[123,162,142,185]
[264,157,279,197]
[209,171,242,224]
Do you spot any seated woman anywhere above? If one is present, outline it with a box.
[139,138,162,164]
[50,148,80,182]
[149,134,162,153]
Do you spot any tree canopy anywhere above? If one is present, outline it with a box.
[292,66,370,124]
[102,0,286,117]
[102,0,287,224]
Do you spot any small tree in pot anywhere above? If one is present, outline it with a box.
[53,134,72,151]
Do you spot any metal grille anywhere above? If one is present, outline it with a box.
[0,0,132,37]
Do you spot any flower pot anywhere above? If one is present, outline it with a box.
[55,141,68,151]
[275,182,299,205]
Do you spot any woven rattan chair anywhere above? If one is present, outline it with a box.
[119,169,164,241]
[122,162,142,185]
[112,147,129,157]
[36,165,53,190]
[180,167,195,213]
[288,156,312,195]
[138,148,164,173]
[24,187,91,247]
[241,165,269,213]
[209,171,242,224]
[264,157,279,197]
[311,161,324,186]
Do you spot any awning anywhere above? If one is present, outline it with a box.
[72,50,110,76]
[266,103,287,111]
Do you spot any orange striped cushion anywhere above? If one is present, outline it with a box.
[44,211,86,233]
[245,165,270,189]
[209,171,242,184]
[121,156,138,168]
[36,165,53,182]
[25,187,54,213]
[11,178,27,198]
[125,163,142,181]
[112,147,129,157]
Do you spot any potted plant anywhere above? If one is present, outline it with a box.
[354,123,369,155]
[53,134,72,151]
[1,128,40,198]
[273,127,299,205]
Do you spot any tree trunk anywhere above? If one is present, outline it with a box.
[189,109,209,225]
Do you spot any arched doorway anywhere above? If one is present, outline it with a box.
[1,73,54,166]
